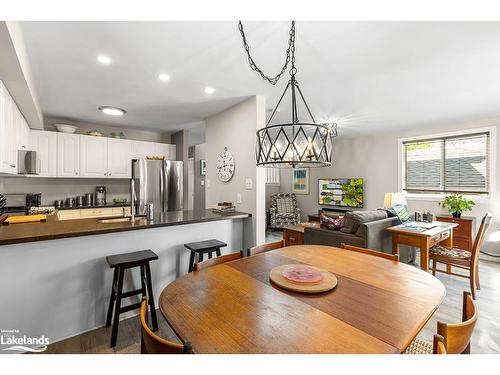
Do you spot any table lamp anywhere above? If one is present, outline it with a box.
[383,192,408,209]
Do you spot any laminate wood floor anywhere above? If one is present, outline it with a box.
[43,257,500,354]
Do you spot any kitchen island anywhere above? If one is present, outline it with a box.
[0,209,251,346]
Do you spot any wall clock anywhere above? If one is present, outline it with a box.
[217,147,235,182]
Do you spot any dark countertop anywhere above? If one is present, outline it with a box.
[0,209,251,246]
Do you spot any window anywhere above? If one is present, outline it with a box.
[403,132,490,195]
[265,168,280,185]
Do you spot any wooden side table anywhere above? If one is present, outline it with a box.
[283,223,320,247]
[435,215,475,251]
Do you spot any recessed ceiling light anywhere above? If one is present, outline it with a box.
[97,55,112,65]
[98,106,126,116]
[158,73,171,81]
[204,86,215,94]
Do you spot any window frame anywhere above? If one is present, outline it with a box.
[398,126,496,202]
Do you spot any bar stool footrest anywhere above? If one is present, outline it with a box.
[119,302,142,314]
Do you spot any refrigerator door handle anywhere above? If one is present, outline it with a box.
[159,165,164,212]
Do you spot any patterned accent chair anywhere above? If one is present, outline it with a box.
[269,193,301,230]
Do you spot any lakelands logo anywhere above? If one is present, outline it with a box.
[1,329,49,353]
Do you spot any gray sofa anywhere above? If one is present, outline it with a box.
[304,210,413,263]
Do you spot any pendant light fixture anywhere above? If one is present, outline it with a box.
[239,21,337,168]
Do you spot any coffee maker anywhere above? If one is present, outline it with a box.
[95,186,106,206]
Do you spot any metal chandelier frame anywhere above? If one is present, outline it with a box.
[239,21,337,168]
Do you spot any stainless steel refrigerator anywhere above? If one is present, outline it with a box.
[131,159,183,215]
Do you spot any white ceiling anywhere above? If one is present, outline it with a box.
[19,21,500,137]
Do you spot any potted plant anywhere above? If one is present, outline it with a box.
[440,194,475,218]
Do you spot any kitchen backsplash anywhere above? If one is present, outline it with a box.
[0,176,130,205]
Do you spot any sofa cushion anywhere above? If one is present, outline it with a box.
[320,214,344,230]
[340,210,388,234]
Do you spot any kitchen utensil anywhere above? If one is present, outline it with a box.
[146,203,154,221]
[3,214,47,224]
[84,193,94,206]
[95,186,106,205]
[55,124,78,133]
[65,197,75,207]
[54,200,64,209]
[76,196,85,207]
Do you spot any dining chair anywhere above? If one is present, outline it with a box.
[404,291,478,354]
[247,239,284,256]
[340,243,399,261]
[430,213,492,299]
[193,250,244,272]
[140,298,192,354]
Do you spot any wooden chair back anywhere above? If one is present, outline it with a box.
[193,250,244,272]
[248,240,284,256]
[140,298,191,354]
[470,213,492,272]
[436,291,478,354]
[341,244,399,261]
[433,334,447,354]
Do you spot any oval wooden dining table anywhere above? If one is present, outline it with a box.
[159,245,446,354]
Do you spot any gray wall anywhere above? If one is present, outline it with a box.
[193,143,206,211]
[281,117,500,257]
[205,96,266,247]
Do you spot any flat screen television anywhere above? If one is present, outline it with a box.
[318,178,364,208]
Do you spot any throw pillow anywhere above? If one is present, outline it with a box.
[320,214,344,230]
[393,204,411,223]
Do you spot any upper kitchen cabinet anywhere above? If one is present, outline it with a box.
[30,130,57,177]
[154,143,176,160]
[131,140,155,159]
[57,133,80,177]
[0,81,19,174]
[80,135,108,177]
[16,108,30,152]
[107,138,132,178]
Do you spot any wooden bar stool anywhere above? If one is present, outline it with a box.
[105,249,159,348]
[184,239,227,273]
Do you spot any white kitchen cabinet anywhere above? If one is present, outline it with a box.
[0,81,18,174]
[131,140,155,159]
[16,108,30,151]
[80,135,108,178]
[57,133,80,177]
[154,143,176,160]
[30,130,57,177]
[107,138,132,178]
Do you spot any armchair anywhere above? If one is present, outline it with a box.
[269,193,301,230]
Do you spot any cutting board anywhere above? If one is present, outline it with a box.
[3,214,47,224]
[269,264,338,294]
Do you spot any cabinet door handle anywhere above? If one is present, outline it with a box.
[10,164,15,168]
[104,173,107,176]
[75,172,78,176]
[108,173,111,176]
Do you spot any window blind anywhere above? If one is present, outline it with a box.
[403,132,489,194]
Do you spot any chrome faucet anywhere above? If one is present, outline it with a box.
[130,178,136,222]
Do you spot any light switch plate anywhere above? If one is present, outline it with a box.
[236,193,242,204]
[201,180,204,186]
[245,178,253,190]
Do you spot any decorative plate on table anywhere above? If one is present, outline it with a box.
[269,264,338,294]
